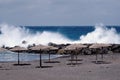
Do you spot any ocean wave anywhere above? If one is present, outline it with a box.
[0,23,72,47]
[78,24,120,44]
[0,23,120,47]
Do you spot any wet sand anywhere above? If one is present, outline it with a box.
[0,53,120,80]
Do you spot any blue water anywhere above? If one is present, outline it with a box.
[25,26,120,40]
[0,51,62,62]
[1,26,120,61]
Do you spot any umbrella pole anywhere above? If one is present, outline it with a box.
[39,52,42,68]
[101,53,103,61]
[49,52,50,62]
[18,52,20,65]
[75,48,78,64]
[71,52,73,65]
[101,48,103,62]
[102,47,105,62]
[96,53,98,63]
[76,52,77,64]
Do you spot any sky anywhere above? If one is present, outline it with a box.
[0,0,120,26]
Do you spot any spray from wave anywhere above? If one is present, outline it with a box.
[0,23,120,47]
[78,24,120,44]
[0,24,72,47]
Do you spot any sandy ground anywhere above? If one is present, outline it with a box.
[0,53,120,80]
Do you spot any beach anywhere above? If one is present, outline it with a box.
[0,0,120,80]
[0,53,120,80]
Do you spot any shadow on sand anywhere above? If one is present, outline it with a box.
[92,61,111,64]
[44,61,60,63]
[35,66,53,68]
[13,63,31,66]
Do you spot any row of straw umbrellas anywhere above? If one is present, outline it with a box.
[64,43,111,65]
[0,43,112,68]
[89,44,112,63]
[9,45,58,68]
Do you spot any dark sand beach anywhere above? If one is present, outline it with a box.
[0,0,120,79]
[0,52,120,80]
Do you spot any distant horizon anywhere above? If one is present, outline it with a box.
[17,23,120,27]
[24,25,120,27]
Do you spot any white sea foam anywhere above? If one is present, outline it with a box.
[0,23,71,47]
[0,23,120,47]
[77,24,120,44]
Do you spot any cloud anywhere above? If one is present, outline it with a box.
[0,0,15,4]
[0,0,120,25]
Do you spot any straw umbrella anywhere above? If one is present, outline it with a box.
[29,45,50,68]
[89,44,111,48]
[44,46,59,63]
[65,44,87,65]
[89,43,111,63]
[0,47,8,52]
[10,46,27,65]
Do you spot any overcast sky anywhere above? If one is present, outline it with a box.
[0,0,120,26]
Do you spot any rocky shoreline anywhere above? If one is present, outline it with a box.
[48,43,120,55]
[0,43,120,55]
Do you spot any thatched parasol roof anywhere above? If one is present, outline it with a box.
[0,47,8,52]
[65,44,87,50]
[10,46,27,52]
[89,43,112,49]
[48,46,58,50]
[29,45,58,51]
[29,45,48,51]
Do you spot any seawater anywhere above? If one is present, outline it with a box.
[26,26,120,40]
[0,51,62,62]
[25,26,94,40]
[0,24,120,46]
[0,25,120,61]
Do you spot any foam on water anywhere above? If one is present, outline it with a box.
[78,24,120,44]
[0,23,72,47]
[0,23,120,47]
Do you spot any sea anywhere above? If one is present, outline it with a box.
[0,24,120,61]
[25,26,120,41]
[0,51,63,62]
[0,24,120,46]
